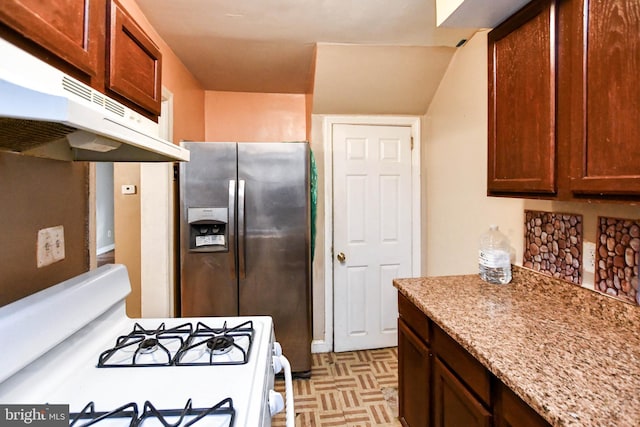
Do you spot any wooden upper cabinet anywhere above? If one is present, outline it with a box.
[107,0,162,117]
[568,0,640,197]
[488,0,557,196]
[0,0,104,77]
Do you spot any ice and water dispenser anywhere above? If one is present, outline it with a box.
[187,207,228,252]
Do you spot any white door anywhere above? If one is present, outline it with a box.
[333,124,413,352]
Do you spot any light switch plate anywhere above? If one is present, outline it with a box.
[37,225,65,268]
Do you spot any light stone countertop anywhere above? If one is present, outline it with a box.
[393,266,640,427]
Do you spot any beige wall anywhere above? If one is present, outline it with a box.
[204,91,308,142]
[119,0,205,144]
[422,30,640,293]
[115,0,206,316]
[312,44,455,115]
[118,2,311,316]
[423,30,524,276]
[309,114,327,343]
[0,153,89,306]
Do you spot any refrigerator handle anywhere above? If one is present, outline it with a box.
[228,180,237,279]
[238,179,246,279]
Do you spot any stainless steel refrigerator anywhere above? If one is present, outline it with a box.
[178,141,311,374]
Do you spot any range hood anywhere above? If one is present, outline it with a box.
[0,39,189,162]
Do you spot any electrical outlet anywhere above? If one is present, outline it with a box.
[121,184,137,195]
[37,225,65,268]
[584,241,596,274]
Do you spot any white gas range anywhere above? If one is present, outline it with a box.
[0,264,294,427]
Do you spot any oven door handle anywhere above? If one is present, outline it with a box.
[280,355,295,427]
[272,347,294,427]
[228,180,237,279]
[238,179,246,279]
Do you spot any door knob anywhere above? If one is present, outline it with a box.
[336,252,346,263]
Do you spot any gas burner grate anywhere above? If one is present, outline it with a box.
[174,320,254,366]
[69,399,235,427]
[97,321,255,368]
[98,322,193,367]
[139,398,235,427]
[70,401,138,427]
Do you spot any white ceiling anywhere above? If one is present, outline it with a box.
[134,0,476,94]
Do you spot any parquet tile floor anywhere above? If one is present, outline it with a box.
[273,347,401,427]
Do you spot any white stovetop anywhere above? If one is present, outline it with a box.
[0,265,276,427]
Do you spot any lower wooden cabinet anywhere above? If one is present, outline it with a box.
[398,318,431,427]
[494,382,550,427]
[398,293,551,427]
[433,358,491,427]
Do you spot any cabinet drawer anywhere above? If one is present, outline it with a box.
[432,325,491,407]
[398,293,430,343]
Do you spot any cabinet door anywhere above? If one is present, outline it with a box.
[568,0,640,196]
[107,0,162,117]
[0,0,103,76]
[487,0,557,195]
[433,358,491,427]
[398,318,431,427]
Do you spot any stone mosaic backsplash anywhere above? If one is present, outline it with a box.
[595,217,640,305]
[523,210,583,285]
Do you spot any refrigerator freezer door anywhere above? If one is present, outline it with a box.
[237,142,312,372]
[179,142,238,317]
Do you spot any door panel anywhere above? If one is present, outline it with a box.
[107,0,162,116]
[569,0,640,195]
[237,142,311,372]
[179,142,238,317]
[398,318,431,427]
[333,124,412,352]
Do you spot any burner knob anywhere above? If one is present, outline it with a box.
[272,342,283,357]
[268,390,285,416]
[272,355,283,374]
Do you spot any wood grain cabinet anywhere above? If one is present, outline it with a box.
[488,0,557,196]
[0,0,105,78]
[488,0,640,200]
[494,383,551,427]
[398,293,551,427]
[567,0,640,197]
[107,0,162,117]
[398,293,431,426]
[433,358,491,427]
[432,322,492,427]
[0,0,162,119]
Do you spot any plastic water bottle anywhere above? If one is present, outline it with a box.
[478,225,512,284]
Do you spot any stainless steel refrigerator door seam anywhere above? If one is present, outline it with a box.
[228,179,237,279]
[238,179,246,279]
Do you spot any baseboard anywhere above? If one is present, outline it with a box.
[311,339,332,354]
